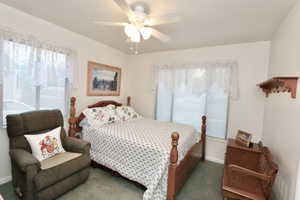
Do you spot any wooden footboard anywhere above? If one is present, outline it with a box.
[167,116,206,200]
[68,97,206,200]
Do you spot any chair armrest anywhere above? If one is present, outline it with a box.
[10,149,41,172]
[63,136,91,155]
[228,164,271,182]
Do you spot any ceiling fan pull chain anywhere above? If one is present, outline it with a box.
[134,43,139,55]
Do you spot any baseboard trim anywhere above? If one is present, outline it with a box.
[206,156,224,164]
[0,176,11,185]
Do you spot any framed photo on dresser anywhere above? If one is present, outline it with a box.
[235,130,252,147]
[87,61,121,96]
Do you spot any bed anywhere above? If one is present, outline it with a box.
[68,96,206,200]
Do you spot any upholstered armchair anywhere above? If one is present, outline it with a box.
[6,110,91,200]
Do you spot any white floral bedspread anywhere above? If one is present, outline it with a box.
[82,118,200,200]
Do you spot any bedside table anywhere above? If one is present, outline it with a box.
[225,138,262,170]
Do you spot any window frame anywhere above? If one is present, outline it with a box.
[35,77,70,115]
[1,77,70,127]
[0,40,70,126]
[155,75,230,140]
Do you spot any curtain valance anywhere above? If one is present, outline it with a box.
[154,61,239,100]
[0,27,78,88]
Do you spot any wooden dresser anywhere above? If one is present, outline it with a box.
[225,138,262,170]
[223,139,278,200]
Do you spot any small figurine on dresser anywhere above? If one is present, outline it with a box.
[235,130,252,147]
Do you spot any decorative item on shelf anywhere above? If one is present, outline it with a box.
[235,130,252,147]
[258,76,299,98]
[87,61,121,96]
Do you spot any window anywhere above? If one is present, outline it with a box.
[1,40,69,125]
[155,63,237,139]
[172,88,229,138]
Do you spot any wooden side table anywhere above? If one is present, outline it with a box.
[222,139,278,200]
[225,138,262,170]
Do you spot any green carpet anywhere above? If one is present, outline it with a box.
[0,161,223,200]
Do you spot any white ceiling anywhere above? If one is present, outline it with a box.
[0,0,296,54]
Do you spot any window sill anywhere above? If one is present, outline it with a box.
[1,123,7,129]
[206,136,227,144]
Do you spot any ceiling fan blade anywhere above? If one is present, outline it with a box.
[146,14,180,26]
[113,0,134,18]
[93,21,127,26]
[150,28,171,42]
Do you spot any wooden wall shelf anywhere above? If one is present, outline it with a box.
[258,77,299,98]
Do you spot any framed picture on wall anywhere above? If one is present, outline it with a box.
[87,61,121,96]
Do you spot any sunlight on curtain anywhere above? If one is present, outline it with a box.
[0,27,78,125]
[155,62,238,139]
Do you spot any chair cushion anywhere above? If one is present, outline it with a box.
[34,153,90,191]
[40,152,82,170]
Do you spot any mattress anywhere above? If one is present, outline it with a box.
[82,118,200,200]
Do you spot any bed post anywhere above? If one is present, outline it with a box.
[127,96,131,106]
[68,97,77,137]
[167,132,179,200]
[201,116,207,161]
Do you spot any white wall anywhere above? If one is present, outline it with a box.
[296,161,300,200]
[263,1,300,199]
[0,3,129,183]
[126,41,270,163]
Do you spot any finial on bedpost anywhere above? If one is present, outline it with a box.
[201,116,206,130]
[170,132,179,166]
[167,132,179,200]
[201,116,207,161]
[127,96,131,106]
[68,97,77,137]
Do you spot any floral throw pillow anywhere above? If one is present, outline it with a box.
[116,106,141,122]
[83,104,118,126]
[24,127,65,161]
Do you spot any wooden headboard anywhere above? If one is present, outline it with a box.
[68,96,131,137]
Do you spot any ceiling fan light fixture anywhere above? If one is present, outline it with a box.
[124,23,141,43]
[130,31,141,43]
[124,24,138,38]
[140,27,152,40]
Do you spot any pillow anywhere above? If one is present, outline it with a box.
[24,127,65,161]
[83,104,118,126]
[116,106,141,122]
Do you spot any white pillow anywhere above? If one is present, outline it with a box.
[24,127,65,161]
[116,106,141,122]
[83,104,118,126]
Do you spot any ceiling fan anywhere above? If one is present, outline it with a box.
[94,0,179,53]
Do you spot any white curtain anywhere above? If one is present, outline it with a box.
[155,61,239,138]
[0,27,78,88]
[154,61,239,99]
[0,27,79,124]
